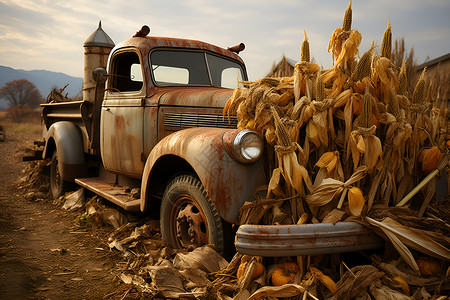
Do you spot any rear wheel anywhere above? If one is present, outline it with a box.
[50,151,74,199]
[160,175,225,254]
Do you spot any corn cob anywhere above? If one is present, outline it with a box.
[388,83,400,119]
[353,43,374,82]
[342,0,352,31]
[271,106,292,148]
[361,85,373,128]
[381,18,392,59]
[260,77,281,87]
[315,71,326,101]
[301,29,310,63]
[412,67,427,104]
[398,59,407,96]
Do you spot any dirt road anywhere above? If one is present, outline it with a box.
[0,130,131,299]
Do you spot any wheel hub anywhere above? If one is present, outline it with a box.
[175,202,208,248]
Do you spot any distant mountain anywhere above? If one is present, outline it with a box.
[0,66,83,109]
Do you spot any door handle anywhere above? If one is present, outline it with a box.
[102,107,110,112]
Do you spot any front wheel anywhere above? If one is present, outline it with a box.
[160,175,225,254]
[50,151,74,199]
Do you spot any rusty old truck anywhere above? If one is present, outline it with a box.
[35,23,381,256]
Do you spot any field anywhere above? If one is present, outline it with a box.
[0,120,136,298]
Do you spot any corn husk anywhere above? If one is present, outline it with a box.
[309,266,338,294]
[347,186,365,216]
[248,284,309,300]
[306,166,367,209]
[365,217,450,271]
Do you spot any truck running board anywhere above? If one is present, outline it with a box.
[75,177,141,212]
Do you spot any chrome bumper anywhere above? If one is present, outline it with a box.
[235,222,383,257]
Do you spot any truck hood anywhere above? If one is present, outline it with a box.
[157,87,234,109]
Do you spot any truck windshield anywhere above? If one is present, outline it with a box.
[150,50,244,89]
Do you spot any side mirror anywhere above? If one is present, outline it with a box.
[93,67,108,82]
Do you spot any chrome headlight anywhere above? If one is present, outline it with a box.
[233,130,263,163]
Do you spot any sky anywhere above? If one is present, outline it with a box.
[0,0,449,81]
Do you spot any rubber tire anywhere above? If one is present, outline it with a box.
[50,151,74,199]
[160,175,225,254]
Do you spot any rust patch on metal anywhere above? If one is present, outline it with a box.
[158,87,233,108]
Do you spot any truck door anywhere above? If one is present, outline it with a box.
[100,50,145,177]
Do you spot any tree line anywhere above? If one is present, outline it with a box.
[0,79,43,121]
[0,79,43,108]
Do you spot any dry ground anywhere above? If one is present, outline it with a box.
[0,122,134,299]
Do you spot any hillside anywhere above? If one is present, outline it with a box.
[0,66,83,109]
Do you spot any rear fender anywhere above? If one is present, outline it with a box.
[43,121,86,181]
[141,127,266,223]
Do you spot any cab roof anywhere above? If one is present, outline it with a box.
[113,35,245,65]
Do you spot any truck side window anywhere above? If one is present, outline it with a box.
[206,53,244,89]
[110,52,143,92]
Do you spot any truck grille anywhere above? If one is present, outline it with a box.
[164,113,238,129]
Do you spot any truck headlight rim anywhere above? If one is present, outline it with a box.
[232,129,263,163]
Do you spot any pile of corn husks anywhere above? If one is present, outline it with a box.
[216,0,449,299]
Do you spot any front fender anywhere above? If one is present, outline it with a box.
[141,127,266,223]
[43,121,86,181]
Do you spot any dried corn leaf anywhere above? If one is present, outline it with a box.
[378,262,442,287]
[369,217,450,260]
[322,208,346,224]
[332,265,384,300]
[333,89,352,108]
[146,261,186,297]
[370,284,411,300]
[248,283,307,300]
[173,245,228,273]
[267,168,282,198]
[309,266,338,294]
[334,30,362,69]
[366,217,450,269]
[377,223,420,272]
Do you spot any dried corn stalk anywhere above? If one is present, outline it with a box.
[270,106,312,195]
[221,3,448,297]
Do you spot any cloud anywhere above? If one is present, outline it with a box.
[0,0,448,80]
